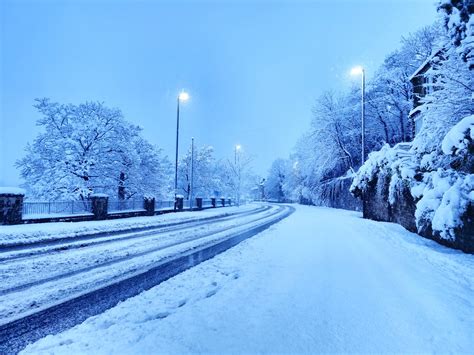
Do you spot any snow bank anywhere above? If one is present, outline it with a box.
[0,187,26,195]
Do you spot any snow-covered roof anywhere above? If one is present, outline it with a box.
[0,187,26,195]
[408,48,443,82]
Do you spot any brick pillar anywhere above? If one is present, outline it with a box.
[196,197,203,210]
[0,190,25,225]
[221,198,225,207]
[176,196,184,211]
[144,197,155,216]
[211,197,216,208]
[227,198,231,206]
[91,195,108,220]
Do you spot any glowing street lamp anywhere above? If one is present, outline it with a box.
[351,66,366,164]
[234,144,241,165]
[174,90,189,209]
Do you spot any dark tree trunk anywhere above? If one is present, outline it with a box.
[118,172,126,200]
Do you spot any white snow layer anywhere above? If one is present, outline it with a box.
[441,114,474,155]
[22,205,474,354]
[0,187,26,195]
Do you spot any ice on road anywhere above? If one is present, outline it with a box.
[23,205,474,354]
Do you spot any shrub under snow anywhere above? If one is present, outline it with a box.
[441,114,474,155]
[352,114,474,241]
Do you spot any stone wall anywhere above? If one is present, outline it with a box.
[362,174,391,221]
[0,193,24,225]
[316,177,362,212]
[362,178,474,253]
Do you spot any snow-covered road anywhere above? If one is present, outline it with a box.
[23,204,474,354]
[0,204,287,327]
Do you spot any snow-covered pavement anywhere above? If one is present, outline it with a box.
[22,204,474,354]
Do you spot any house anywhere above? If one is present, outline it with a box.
[408,48,444,136]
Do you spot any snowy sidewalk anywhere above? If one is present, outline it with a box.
[23,205,474,354]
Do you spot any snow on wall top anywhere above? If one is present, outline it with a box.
[0,187,26,195]
[89,193,109,198]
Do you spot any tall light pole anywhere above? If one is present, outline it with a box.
[351,66,365,164]
[234,144,241,165]
[174,91,189,209]
[190,137,195,210]
[234,144,242,206]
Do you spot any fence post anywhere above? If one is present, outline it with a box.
[175,196,184,211]
[48,201,51,215]
[196,197,203,210]
[143,197,155,216]
[221,197,225,207]
[0,189,25,225]
[90,194,108,220]
[211,197,216,208]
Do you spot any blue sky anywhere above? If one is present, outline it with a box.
[1,0,438,186]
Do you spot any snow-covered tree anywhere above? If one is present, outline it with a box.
[177,144,217,199]
[413,46,474,153]
[265,158,289,202]
[17,99,171,200]
[226,149,253,204]
[438,0,474,69]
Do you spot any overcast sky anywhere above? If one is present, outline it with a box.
[1,0,438,186]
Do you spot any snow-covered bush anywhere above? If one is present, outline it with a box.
[350,143,415,205]
[350,144,394,197]
[441,114,474,155]
[353,114,474,241]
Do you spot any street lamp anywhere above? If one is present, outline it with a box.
[351,66,365,164]
[234,144,241,165]
[190,137,195,210]
[234,144,242,206]
[174,90,189,209]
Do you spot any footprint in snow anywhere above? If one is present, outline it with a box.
[177,298,187,307]
[143,311,170,322]
[205,282,220,298]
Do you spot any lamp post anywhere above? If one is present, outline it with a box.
[234,144,241,165]
[350,66,365,164]
[234,144,241,206]
[190,137,195,210]
[174,91,189,210]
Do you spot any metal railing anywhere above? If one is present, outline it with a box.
[155,200,175,211]
[183,199,191,209]
[23,200,92,217]
[202,199,214,207]
[108,198,145,213]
